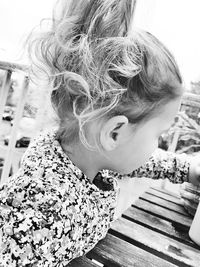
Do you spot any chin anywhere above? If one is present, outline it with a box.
[112,159,148,175]
[122,163,146,175]
[115,167,136,176]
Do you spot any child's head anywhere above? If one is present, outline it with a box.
[29,0,183,173]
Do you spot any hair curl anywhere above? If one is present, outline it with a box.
[28,0,183,149]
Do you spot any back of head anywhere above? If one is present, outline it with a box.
[28,0,183,148]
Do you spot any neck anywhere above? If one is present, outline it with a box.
[61,141,103,183]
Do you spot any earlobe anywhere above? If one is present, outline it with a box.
[100,115,129,151]
[100,128,116,151]
[102,137,116,151]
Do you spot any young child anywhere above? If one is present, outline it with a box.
[0,0,200,266]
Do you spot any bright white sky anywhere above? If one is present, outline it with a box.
[134,0,200,87]
[0,0,56,61]
[0,0,200,87]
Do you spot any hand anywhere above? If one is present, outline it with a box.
[180,182,200,216]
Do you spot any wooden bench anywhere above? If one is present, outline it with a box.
[69,186,200,267]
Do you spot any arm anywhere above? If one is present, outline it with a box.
[130,148,190,184]
[0,174,115,266]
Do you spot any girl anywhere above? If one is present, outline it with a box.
[0,0,200,266]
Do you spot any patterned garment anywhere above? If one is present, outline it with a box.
[130,148,190,182]
[108,148,190,183]
[0,131,190,266]
[0,131,119,267]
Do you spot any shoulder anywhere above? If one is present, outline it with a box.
[0,129,74,200]
[18,129,64,174]
[21,129,57,160]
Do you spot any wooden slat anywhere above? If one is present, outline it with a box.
[140,192,189,216]
[111,217,200,267]
[168,127,181,152]
[0,70,12,129]
[0,145,25,174]
[0,60,28,72]
[132,198,192,228]
[68,256,99,267]
[123,206,197,247]
[147,188,183,206]
[0,76,29,184]
[181,92,200,106]
[150,187,181,200]
[87,233,177,267]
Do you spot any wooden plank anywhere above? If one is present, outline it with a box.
[182,92,200,105]
[123,206,197,247]
[147,188,183,206]
[140,192,189,216]
[0,145,25,176]
[168,127,181,152]
[132,198,192,228]
[68,256,99,267]
[0,76,29,184]
[87,233,177,267]
[0,70,12,130]
[111,217,200,267]
[150,187,180,199]
[0,60,28,73]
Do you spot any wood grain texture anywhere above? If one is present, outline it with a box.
[140,192,189,216]
[150,187,181,200]
[69,187,199,267]
[147,188,183,205]
[87,233,177,267]
[123,206,197,247]
[68,256,98,267]
[111,217,200,267]
[132,198,192,228]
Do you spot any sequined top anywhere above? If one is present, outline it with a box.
[0,131,189,266]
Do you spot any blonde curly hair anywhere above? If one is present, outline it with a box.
[28,0,183,149]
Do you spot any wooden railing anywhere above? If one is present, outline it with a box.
[0,61,30,184]
[161,92,200,188]
[169,92,200,153]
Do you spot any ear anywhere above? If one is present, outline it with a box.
[100,115,129,151]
